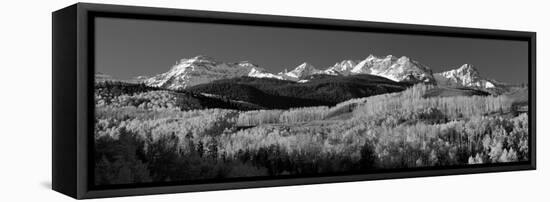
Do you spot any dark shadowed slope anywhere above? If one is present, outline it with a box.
[187,74,410,109]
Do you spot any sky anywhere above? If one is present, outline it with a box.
[95,17,529,84]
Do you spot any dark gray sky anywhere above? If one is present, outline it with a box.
[95,17,528,84]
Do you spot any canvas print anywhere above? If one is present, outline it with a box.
[93,17,529,186]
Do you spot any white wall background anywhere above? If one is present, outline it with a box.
[0,0,547,201]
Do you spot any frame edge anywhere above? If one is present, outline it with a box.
[63,2,537,199]
[52,3,79,199]
[529,32,536,170]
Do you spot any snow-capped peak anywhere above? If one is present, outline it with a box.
[282,62,321,80]
[145,55,257,89]
[346,55,434,83]
[456,64,479,76]
[434,64,495,88]
[324,60,358,75]
[176,55,218,66]
[140,54,500,90]
[366,54,377,60]
[294,62,317,72]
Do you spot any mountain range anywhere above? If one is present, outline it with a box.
[245,55,436,84]
[102,55,500,90]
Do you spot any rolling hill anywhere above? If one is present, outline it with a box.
[186,74,410,109]
[95,81,265,111]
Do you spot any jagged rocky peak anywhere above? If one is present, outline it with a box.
[145,55,260,89]
[286,62,320,78]
[434,64,495,88]
[319,54,435,83]
[456,64,479,76]
[361,54,398,63]
[323,59,358,76]
[360,54,397,68]
[350,55,434,83]
[395,56,432,73]
[332,60,358,71]
[141,54,500,90]
[376,54,398,62]
[366,54,376,60]
[167,55,218,73]
[438,64,480,80]
[177,55,259,70]
[295,62,316,71]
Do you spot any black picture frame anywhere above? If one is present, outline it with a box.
[52,2,536,199]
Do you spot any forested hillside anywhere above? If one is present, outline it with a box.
[94,83,529,185]
[187,75,410,108]
[96,81,264,111]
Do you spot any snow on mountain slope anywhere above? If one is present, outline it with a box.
[279,62,321,81]
[248,67,284,80]
[145,55,258,89]
[324,60,358,76]
[348,55,435,83]
[284,62,321,80]
[140,55,500,90]
[349,55,377,74]
[313,55,435,83]
[434,64,495,88]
